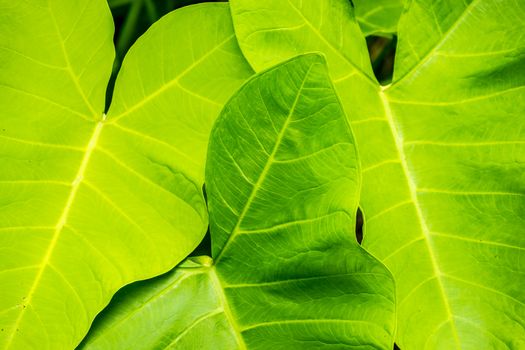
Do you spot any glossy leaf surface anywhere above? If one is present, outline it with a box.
[81,54,396,350]
[231,0,525,348]
[0,2,252,348]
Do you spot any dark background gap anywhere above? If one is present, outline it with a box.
[367,35,397,85]
[355,208,363,244]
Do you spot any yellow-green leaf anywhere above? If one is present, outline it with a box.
[0,2,252,348]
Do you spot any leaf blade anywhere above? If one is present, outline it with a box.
[0,0,115,347]
[0,2,253,348]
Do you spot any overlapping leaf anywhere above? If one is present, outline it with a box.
[81,54,396,350]
[230,0,525,348]
[0,2,252,348]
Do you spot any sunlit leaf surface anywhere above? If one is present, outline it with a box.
[0,2,252,348]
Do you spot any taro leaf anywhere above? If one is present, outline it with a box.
[230,0,525,348]
[80,54,396,350]
[0,2,252,348]
[354,0,404,37]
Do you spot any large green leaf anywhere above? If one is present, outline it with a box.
[354,0,404,36]
[0,2,252,348]
[230,0,525,348]
[80,54,396,350]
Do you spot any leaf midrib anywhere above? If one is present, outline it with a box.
[378,3,487,346]
[3,118,105,349]
[379,90,461,346]
[311,1,485,344]
[2,7,107,346]
[205,62,317,349]
[213,63,314,263]
[209,267,247,350]
[5,13,240,349]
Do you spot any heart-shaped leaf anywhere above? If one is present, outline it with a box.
[230,0,525,348]
[0,2,252,348]
[80,54,396,350]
